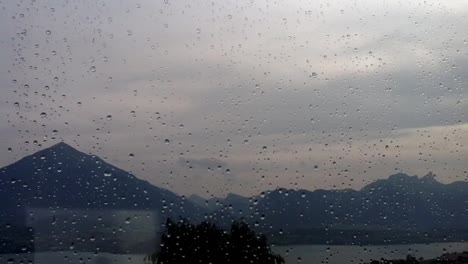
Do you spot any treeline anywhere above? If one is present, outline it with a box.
[147,218,284,264]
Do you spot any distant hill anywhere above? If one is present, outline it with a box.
[214,172,468,244]
[192,171,468,244]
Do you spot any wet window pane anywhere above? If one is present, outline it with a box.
[1,0,467,263]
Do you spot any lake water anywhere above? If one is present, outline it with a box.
[273,242,468,264]
[1,242,468,264]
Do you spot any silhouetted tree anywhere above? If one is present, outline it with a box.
[369,255,420,264]
[148,218,285,264]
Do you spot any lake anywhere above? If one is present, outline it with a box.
[273,242,468,263]
[1,242,468,264]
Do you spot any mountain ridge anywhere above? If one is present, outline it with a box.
[1,142,468,250]
[0,142,204,221]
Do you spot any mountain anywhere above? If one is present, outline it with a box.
[1,143,468,249]
[0,142,206,253]
[219,172,468,244]
[0,142,201,215]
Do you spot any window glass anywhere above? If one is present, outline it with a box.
[1,0,467,263]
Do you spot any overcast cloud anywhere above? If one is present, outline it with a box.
[0,0,467,198]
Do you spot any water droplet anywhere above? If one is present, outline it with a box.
[129,153,135,158]
[90,66,96,72]
[164,139,170,144]
[13,102,19,107]
[125,217,131,224]
[106,115,112,121]
[40,112,47,118]
[311,72,317,78]
[104,171,112,177]
[45,30,52,35]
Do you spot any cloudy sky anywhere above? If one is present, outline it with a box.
[0,0,467,198]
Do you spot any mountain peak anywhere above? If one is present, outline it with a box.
[422,171,435,178]
[51,141,69,147]
[40,141,84,154]
[384,172,440,185]
[47,141,77,151]
[26,141,93,165]
[387,172,417,181]
[362,172,439,192]
[420,171,439,184]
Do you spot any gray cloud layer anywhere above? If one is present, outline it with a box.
[1,0,467,197]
